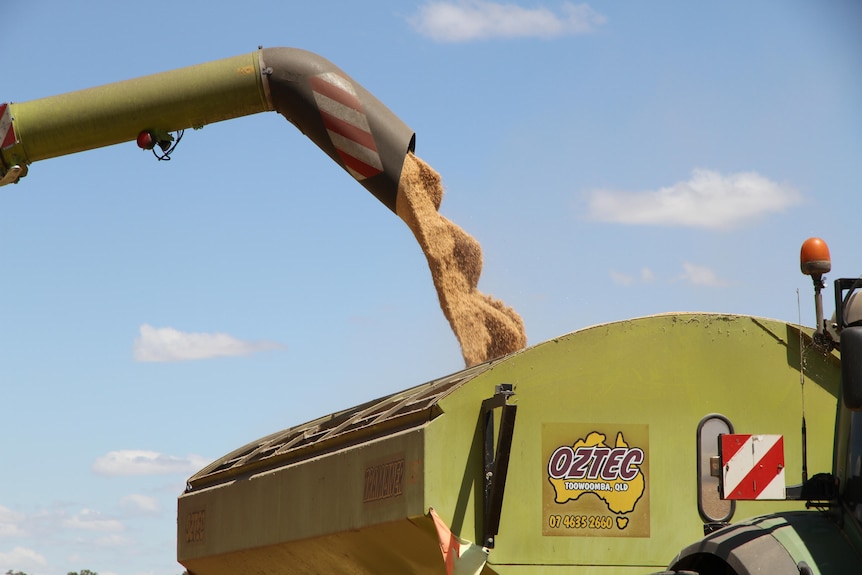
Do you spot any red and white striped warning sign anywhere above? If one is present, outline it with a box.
[309,72,384,181]
[721,434,785,500]
[0,103,17,150]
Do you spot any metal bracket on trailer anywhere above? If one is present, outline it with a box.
[481,383,517,548]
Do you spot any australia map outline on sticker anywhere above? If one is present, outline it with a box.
[548,431,646,522]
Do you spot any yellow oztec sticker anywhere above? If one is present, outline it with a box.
[542,423,650,537]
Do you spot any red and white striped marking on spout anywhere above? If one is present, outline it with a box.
[0,103,17,149]
[308,72,384,182]
[721,434,785,500]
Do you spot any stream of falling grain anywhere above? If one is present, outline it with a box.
[395,152,526,367]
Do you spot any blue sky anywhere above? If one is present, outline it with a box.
[1,1,860,573]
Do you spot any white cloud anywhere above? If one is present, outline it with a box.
[409,1,606,42]
[133,324,285,362]
[0,506,26,537]
[609,270,634,285]
[676,262,728,287]
[610,267,656,286]
[612,264,725,287]
[94,533,133,548]
[93,450,210,477]
[587,169,802,230]
[119,494,160,516]
[0,546,47,569]
[0,523,23,537]
[63,508,124,532]
[641,267,656,283]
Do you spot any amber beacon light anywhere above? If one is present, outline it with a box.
[800,237,832,339]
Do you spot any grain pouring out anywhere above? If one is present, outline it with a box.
[396,152,527,366]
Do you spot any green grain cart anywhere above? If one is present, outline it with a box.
[176,305,861,574]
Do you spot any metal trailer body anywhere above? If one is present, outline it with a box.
[178,312,842,574]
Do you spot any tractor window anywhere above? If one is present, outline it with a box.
[697,414,735,527]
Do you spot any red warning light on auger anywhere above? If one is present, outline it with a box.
[136,130,157,150]
[136,128,182,161]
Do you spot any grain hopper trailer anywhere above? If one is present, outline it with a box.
[176,306,855,574]
[3,47,860,574]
